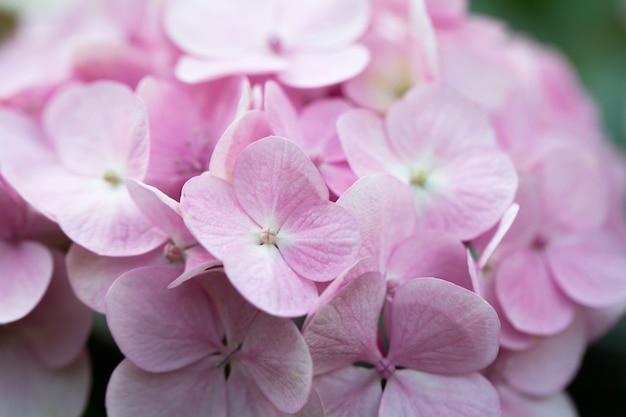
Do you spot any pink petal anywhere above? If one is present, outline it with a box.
[106,358,227,417]
[0,240,53,324]
[232,136,328,227]
[495,248,575,336]
[168,245,221,289]
[337,174,416,270]
[126,179,194,246]
[380,370,500,417]
[278,200,361,282]
[67,243,170,313]
[314,367,381,417]
[387,230,473,290]
[0,346,90,417]
[478,203,520,270]
[279,0,370,50]
[279,45,370,88]
[304,270,386,375]
[387,278,500,374]
[43,81,149,180]
[220,242,319,317]
[106,266,223,373]
[209,110,272,182]
[497,385,578,417]
[417,147,518,240]
[498,317,586,397]
[240,313,313,413]
[385,84,496,165]
[17,250,92,369]
[264,80,304,141]
[547,232,626,308]
[337,109,409,178]
[180,174,259,260]
[165,0,274,57]
[174,54,287,84]
[533,146,610,233]
[57,181,168,256]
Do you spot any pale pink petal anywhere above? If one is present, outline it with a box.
[197,273,260,349]
[499,317,586,397]
[164,0,274,57]
[43,81,149,179]
[386,230,472,290]
[499,176,543,249]
[417,147,518,240]
[17,250,92,369]
[337,174,416,270]
[387,278,500,374]
[0,240,53,324]
[478,204,520,270]
[482,278,535,351]
[175,54,287,84]
[209,110,272,182]
[0,181,23,235]
[57,182,168,256]
[314,367,381,417]
[547,232,626,308]
[227,365,306,417]
[386,84,496,165]
[180,174,259,260]
[495,249,575,336]
[168,246,221,289]
[67,243,170,313]
[279,0,370,49]
[232,137,328,226]
[0,346,90,417]
[533,146,610,233]
[380,370,500,417]
[106,266,223,373]
[299,99,352,153]
[278,200,361,282]
[279,46,370,88]
[497,385,578,417]
[240,313,313,413]
[126,179,195,246]
[106,358,227,417]
[304,270,385,374]
[264,80,304,141]
[337,109,409,178]
[221,243,319,317]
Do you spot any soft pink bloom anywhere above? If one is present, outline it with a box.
[0,81,167,256]
[105,266,316,416]
[0,250,92,417]
[338,83,518,240]
[303,264,501,416]
[181,136,361,316]
[164,0,371,87]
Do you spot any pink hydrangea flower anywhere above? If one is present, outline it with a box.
[105,266,317,416]
[303,264,501,416]
[0,81,167,256]
[181,136,361,316]
[338,83,518,240]
[164,0,371,87]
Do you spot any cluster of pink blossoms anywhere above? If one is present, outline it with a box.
[1,0,625,416]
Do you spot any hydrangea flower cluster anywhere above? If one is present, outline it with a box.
[0,0,625,416]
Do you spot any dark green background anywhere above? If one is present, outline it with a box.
[0,0,625,415]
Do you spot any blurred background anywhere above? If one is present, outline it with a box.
[472,1,626,416]
[0,0,625,416]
